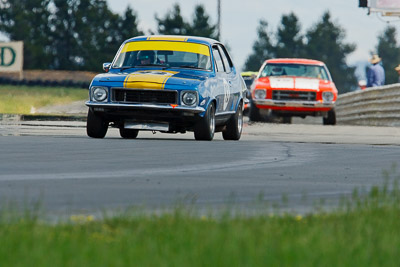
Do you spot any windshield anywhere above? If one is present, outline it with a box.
[113,41,212,71]
[260,63,330,80]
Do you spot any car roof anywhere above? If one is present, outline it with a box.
[265,58,325,66]
[124,35,219,46]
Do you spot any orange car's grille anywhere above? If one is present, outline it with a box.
[112,89,178,104]
[272,90,316,101]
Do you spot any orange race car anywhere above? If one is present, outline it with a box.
[249,58,337,125]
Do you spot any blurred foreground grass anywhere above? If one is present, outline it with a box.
[2,180,400,267]
[0,85,87,114]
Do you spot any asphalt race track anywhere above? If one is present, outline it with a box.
[1,119,400,217]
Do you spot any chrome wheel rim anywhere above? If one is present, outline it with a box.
[209,105,215,134]
[237,107,243,134]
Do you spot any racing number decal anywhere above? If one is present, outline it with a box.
[223,78,230,111]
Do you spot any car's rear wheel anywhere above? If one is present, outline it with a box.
[323,108,336,125]
[119,128,139,139]
[249,100,263,122]
[194,102,215,141]
[86,108,108,138]
[223,102,243,140]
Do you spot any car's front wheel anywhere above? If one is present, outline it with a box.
[222,102,243,140]
[323,108,336,125]
[194,102,215,141]
[119,128,139,139]
[86,108,108,138]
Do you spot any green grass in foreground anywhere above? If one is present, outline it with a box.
[0,85,88,114]
[2,180,400,267]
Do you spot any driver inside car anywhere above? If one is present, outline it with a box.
[137,50,157,65]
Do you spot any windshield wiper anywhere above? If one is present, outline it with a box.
[118,66,136,71]
[134,63,170,69]
[177,65,205,70]
[117,63,170,71]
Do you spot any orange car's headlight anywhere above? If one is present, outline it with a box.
[254,89,266,99]
[322,91,334,102]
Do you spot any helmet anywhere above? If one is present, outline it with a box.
[137,50,155,62]
[272,67,283,75]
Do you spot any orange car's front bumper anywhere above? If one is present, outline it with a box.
[253,99,334,112]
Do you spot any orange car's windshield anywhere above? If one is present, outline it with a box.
[260,63,330,80]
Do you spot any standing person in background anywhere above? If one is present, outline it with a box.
[367,54,385,87]
[394,64,400,83]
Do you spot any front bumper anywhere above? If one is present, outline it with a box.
[86,101,205,113]
[253,99,335,109]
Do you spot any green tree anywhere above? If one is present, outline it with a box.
[50,0,142,71]
[376,26,400,85]
[117,6,144,43]
[0,0,142,71]
[243,20,274,71]
[274,13,304,58]
[186,5,218,39]
[155,4,188,35]
[0,0,53,69]
[305,12,356,93]
[73,0,121,70]
[50,0,79,70]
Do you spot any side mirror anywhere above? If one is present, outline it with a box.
[103,63,111,72]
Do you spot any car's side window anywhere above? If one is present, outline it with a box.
[218,45,232,73]
[212,46,225,73]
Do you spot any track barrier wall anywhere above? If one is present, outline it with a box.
[336,84,400,127]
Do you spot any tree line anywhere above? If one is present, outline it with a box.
[0,1,216,72]
[0,0,396,93]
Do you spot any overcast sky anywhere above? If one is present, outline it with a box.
[105,0,400,74]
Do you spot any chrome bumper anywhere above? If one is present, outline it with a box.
[253,99,335,108]
[86,101,205,113]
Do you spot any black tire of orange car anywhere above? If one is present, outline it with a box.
[282,116,292,124]
[86,108,108,138]
[323,108,336,125]
[194,102,215,141]
[222,102,243,140]
[119,128,139,139]
[249,100,263,122]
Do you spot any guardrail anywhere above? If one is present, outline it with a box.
[336,84,400,127]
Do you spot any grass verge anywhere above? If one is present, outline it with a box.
[0,85,87,114]
[2,177,400,266]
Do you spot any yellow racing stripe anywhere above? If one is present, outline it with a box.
[121,41,210,56]
[123,70,178,90]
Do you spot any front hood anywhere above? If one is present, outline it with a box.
[267,76,322,91]
[96,69,208,90]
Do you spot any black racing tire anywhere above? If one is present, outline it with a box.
[86,108,108,138]
[282,116,292,124]
[323,108,336,125]
[222,102,243,140]
[249,100,263,122]
[194,102,215,141]
[119,128,139,139]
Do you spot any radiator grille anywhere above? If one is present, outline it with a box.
[112,89,177,104]
[272,90,316,101]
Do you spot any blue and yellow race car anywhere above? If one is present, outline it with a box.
[86,35,246,141]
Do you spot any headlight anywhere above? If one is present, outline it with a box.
[254,89,266,99]
[322,91,334,102]
[182,91,198,106]
[92,87,108,102]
